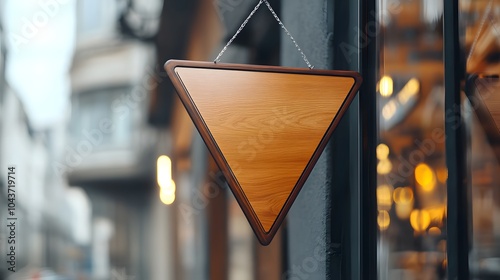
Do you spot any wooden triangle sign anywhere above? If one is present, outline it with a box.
[165,60,362,245]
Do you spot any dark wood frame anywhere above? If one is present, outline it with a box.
[165,59,362,245]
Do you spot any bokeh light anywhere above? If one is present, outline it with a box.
[379,75,394,97]
[410,209,431,232]
[415,163,436,192]
[378,210,391,231]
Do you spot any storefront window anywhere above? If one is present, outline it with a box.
[376,0,447,279]
[462,0,500,278]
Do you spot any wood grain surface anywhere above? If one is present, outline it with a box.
[166,60,362,245]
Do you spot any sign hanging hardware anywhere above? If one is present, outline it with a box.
[213,0,314,69]
[165,60,362,245]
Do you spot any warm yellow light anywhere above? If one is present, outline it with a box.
[377,159,393,175]
[162,179,176,193]
[377,185,393,210]
[436,168,448,184]
[379,75,394,97]
[415,163,436,192]
[428,227,442,236]
[410,209,431,232]
[160,187,176,205]
[159,180,176,205]
[382,100,397,120]
[427,206,445,226]
[398,78,420,105]
[394,187,414,219]
[393,187,414,204]
[378,210,391,230]
[395,202,413,220]
[157,155,176,205]
[157,155,172,189]
[376,143,390,160]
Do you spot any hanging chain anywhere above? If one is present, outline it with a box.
[262,0,313,69]
[214,0,314,69]
[214,0,264,64]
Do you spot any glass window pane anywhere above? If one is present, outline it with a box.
[462,1,500,278]
[376,0,447,279]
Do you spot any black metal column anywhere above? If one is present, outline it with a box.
[444,0,469,278]
[360,0,378,278]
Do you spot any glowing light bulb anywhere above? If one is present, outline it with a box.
[415,163,436,192]
[160,187,175,205]
[393,187,414,204]
[379,76,394,97]
[157,155,176,205]
[378,210,391,230]
[157,155,172,189]
[410,209,431,232]
[377,159,392,175]
[377,185,393,210]
[376,143,390,160]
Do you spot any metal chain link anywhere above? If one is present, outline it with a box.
[214,0,314,69]
[214,0,264,64]
[262,0,314,69]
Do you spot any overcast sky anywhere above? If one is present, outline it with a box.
[3,0,76,130]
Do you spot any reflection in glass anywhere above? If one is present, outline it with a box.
[462,0,500,278]
[377,0,447,279]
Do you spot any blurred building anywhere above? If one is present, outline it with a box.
[0,2,90,278]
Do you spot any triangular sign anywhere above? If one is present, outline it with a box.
[166,60,362,245]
